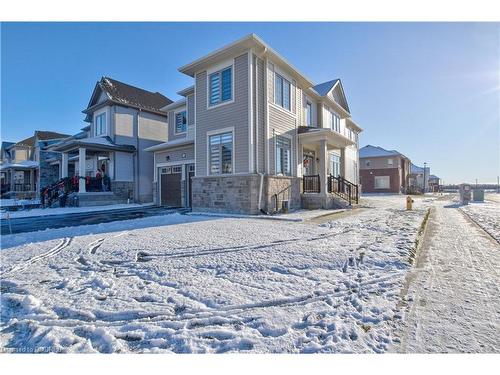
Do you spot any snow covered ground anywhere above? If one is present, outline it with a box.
[0,195,435,353]
[397,197,500,352]
[459,199,500,242]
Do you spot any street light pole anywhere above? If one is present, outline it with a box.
[423,162,427,194]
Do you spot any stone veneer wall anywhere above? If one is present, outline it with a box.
[192,174,302,215]
[112,181,134,201]
[39,150,62,190]
[192,174,261,214]
[264,176,301,213]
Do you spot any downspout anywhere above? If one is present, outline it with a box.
[134,110,140,203]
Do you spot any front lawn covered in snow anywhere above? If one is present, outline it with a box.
[459,199,500,242]
[0,196,433,353]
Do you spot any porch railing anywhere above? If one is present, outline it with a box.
[272,184,293,214]
[303,174,321,193]
[1,183,35,193]
[328,175,359,205]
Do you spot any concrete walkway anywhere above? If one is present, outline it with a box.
[397,199,500,352]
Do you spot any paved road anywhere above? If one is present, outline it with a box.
[1,206,187,235]
[397,198,500,352]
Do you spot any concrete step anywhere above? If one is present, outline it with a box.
[73,192,128,207]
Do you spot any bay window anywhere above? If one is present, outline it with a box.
[330,110,340,132]
[95,113,106,136]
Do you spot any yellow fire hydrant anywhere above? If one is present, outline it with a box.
[406,196,414,210]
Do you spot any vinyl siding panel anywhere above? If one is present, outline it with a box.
[255,55,265,173]
[138,112,168,142]
[187,94,195,126]
[155,145,195,164]
[195,52,249,177]
[115,151,134,181]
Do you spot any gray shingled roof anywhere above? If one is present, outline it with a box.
[359,145,402,158]
[98,77,172,112]
[312,79,339,96]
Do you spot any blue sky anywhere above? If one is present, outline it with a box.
[1,22,499,183]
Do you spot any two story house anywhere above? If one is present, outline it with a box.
[359,145,411,194]
[147,34,363,214]
[50,77,172,204]
[1,131,70,199]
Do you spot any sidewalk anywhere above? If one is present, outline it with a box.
[396,200,500,352]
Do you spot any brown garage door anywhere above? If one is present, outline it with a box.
[160,172,182,207]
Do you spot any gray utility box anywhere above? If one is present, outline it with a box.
[472,189,484,202]
[459,184,472,205]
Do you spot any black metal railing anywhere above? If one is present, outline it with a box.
[303,174,321,193]
[328,175,359,205]
[272,184,293,214]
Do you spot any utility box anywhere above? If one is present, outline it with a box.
[473,189,484,202]
[459,184,472,205]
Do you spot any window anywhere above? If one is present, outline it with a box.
[209,66,232,106]
[275,136,291,176]
[306,102,313,126]
[175,111,187,134]
[330,154,340,177]
[172,165,182,174]
[329,110,340,132]
[274,73,291,110]
[388,158,393,166]
[209,132,233,174]
[95,113,106,136]
[366,160,371,167]
[374,176,390,189]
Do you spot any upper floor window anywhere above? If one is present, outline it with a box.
[306,101,313,126]
[10,150,16,160]
[275,136,291,176]
[329,111,340,132]
[209,131,233,175]
[365,160,371,167]
[388,158,394,166]
[175,111,187,134]
[275,73,291,111]
[95,113,106,136]
[209,66,232,106]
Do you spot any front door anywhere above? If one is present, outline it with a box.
[160,166,182,207]
[303,152,315,176]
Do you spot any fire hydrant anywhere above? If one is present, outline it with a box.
[406,196,414,210]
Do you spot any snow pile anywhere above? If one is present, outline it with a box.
[1,195,433,353]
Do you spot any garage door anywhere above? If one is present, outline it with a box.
[160,169,182,207]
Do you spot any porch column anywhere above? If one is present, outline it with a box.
[319,139,328,196]
[10,169,15,191]
[78,148,86,193]
[30,169,34,191]
[340,148,346,178]
[61,152,69,178]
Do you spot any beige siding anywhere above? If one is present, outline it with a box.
[114,106,134,137]
[195,52,249,177]
[360,156,398,170]
[138,112,168,142]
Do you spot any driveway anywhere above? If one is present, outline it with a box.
[1,206,187,235]
[396,198,500,352]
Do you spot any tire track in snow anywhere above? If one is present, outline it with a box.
[2,237,73,276]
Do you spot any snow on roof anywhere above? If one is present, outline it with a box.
[359,145,401,158]
[0,160,39,170]
[410,163,430,174]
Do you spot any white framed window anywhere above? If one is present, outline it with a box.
[275,135,291,176]
[306,101,313,126]
[95,113,106,136]
[374,176,390,189]
[209,66,232,106]
[329,110,340,132]
[209,131,233,175]
[388,158,393,166]
[175,111,187,134]
[330,154,340,177]
[274,73,291,111]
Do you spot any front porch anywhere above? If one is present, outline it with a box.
[0,160,39,199]
[297,126,359,209]
[49,137,136,206]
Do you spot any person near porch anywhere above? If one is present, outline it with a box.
[96,168,104,191]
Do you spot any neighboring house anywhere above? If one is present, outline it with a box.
[428,175,441,192]
[50,77,172,204]
[147,34,363,214]
[0,131,70,198]
[359,145,411,194]
[409,163,431,193]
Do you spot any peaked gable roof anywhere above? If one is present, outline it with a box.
[35,130,71,141]
[13,136,35,148]
[84,77,172,119]
[312,79,350,113]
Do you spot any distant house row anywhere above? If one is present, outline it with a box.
[359,145,440,194]
[1,34,364,213]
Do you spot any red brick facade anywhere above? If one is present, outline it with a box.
[360,168,402,193]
